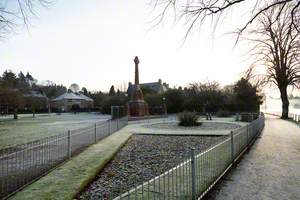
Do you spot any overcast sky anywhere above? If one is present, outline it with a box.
[0,0,271,92]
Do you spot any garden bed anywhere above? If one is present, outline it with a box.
[78,134,227,199]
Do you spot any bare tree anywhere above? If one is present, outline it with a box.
[245,7,300,119]
[0,0,51,38]
[152,0,300,38]
[0,87,24,119]
[69,83,80,93]
[154,0,300,118]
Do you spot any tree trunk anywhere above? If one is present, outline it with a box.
[32,105,35,118]
[279,86,289,119]
[13,108,18,120]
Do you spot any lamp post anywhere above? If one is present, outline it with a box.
[162,97,167,116]
[124,93,129,117]
[264,94,267,113]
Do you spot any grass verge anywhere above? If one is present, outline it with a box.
[9,130,132,200]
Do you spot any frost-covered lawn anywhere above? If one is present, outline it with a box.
[0,113,110,149]
[9,130,131,200]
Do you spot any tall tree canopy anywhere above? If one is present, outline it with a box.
[109,85,116,96]
[0,0,51,38]
[154,0,300,37]
[233,78,263,112]
[69,83,80,93]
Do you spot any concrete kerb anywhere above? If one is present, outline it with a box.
[125,118,248,136]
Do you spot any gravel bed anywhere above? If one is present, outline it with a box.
[144,122,241,130]
[78,134,228,200]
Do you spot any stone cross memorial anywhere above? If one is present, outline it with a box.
[128,56,149,116]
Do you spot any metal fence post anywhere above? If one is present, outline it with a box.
[230,131,234,164]
[68,130,71,159]
[109,120,111,133]
[247,124,250,145]
[94,124,97,143]
[191,148,196,200]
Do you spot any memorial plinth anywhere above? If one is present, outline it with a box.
[128,56,149,117]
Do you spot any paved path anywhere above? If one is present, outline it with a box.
[207,115,300,200]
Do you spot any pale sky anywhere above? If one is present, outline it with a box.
[0,0,258,92]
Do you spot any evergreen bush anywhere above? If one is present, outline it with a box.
[178,111,201,126]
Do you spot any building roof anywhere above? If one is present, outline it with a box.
[52,92,94,102]
[23,90,48,99]
[127,79,169,96]
[77,93,94,102]
[140,82,168,92]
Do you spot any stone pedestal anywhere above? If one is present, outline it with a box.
[128,100,149,117]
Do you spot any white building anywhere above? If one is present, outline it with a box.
[51,92,94,112]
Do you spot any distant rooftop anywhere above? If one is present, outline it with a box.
[23,90,48,99]
[127,79,169,96]
[52,92,94,102]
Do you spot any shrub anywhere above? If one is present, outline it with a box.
[178,111,201,126]
[216,109,232,117]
